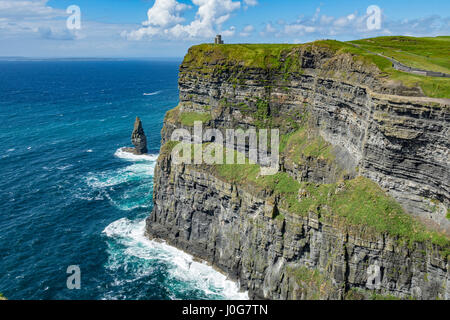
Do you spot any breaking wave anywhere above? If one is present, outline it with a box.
[102,218,249,300]
[114,148,159,162]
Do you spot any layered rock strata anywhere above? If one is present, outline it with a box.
[147,43,450,299]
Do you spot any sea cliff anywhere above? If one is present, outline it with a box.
[146,39,450,300]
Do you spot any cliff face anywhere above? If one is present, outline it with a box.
[149,155,449,300]
[147,42,450,300]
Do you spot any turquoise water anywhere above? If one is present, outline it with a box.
[0,60,247,300]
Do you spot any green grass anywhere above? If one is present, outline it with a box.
[350,36,450,73]
[331,178,448,247]
[369,293,402,300]
[293,177,449,249]
[164,105,212,127]
[283,127,336,164]
[179,111,212,126]
[255,98,270,120]
[345,288,405,300]
[212,150,303,213]
[164,105,180,124]
[160,140,180,158]
[183,43,301,71]
[286,266,334,300]
[349,36,450,98]
[279,109,336,165]
[182,37,450,98]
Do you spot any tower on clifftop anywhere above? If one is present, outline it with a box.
[214,35,224,44]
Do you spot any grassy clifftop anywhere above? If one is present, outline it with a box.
[183,43,301,70]
[350,36,450,98]
[350,36,450,74]
[182,36,450,98]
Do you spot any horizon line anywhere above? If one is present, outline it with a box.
[0,56,184,61]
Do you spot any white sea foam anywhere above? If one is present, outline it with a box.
[143,91,161,96]
[114,148,158,162]
[86,163,154,188]
[105,184,153,211]
[87,148,158,189]
[103,218,249,300]
[82,148,157,210]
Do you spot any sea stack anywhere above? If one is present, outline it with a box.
[129,117,148,155]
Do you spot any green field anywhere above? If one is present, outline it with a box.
[349,36,450,98]
[350,36,450,74]
[183,36,450,98]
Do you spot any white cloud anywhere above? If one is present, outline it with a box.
[284,24,316,34]
[144,0,190,27]
[239,24,254,36]
[261,5,450,41]
[278,9,376,38]
[0,0,63,18]
[244,0,258,6]
[0,0,75,39]
[312,6,321,22]
[222,25,236,37]
[123,0,241,40]
[258,22,278,37]
[265,23,276,33]
[243,0,258,10]
[333,13,357,27]
[320,15,334,25]
[38,26,77,40]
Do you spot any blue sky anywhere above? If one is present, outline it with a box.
[0,0,449,57]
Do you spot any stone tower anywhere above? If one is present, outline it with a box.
[214,35,224,44]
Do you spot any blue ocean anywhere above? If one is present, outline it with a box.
[0,60,247,300]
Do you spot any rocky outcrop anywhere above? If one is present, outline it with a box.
[147,42,450,300]
[124,117,148,155]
